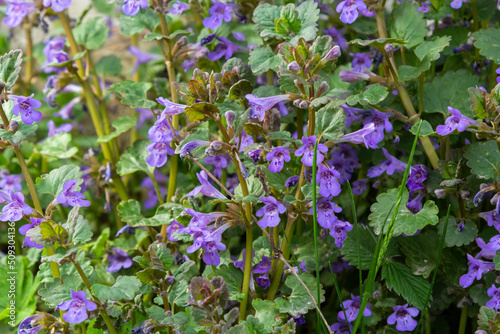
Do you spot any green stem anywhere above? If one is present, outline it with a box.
[346,181,363,296]
[71,259,117,334]
[150,170,165,205]
[311,137,322,333]
[458,303,468,334]
[472,0,479,32]
[23,23,34,89]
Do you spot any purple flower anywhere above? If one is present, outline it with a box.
[167,220,183,242]
[387,304,419,332]
[256,196,286,228]
[180,140,210,158]
[146,142,174,167]
[107,248,133,272]
[187,224,230,265]
[476,237,500,260]
[338,294,372,322]
[42,37,66,72]
[53,97,80,120]
[185,170,227,199]
[367,148,407,178]
[148,113,176,143]
[436,107,478,136]
[115,225,136,237]
[418,2,430,12]
[56,290,97,324]
[310,197,342,229]
[129,46,161,74]
[233,32,246,41]
[451,0,467,8]
[47,120,72,138]
[487,285,500,311]
[43,0,71,12]
[459,254,495,288]
[342,104,363,129]
[4,1,36,28]
[256,274,270,289]
[248,149,262,163]
[285,176,300,188]
[170,0,189,14]
[351,179,368,195]
[56,179,91,207]
[329,144,360,184]
[331,318,353,334]
[19,218,44,249]
[317,165,342,197]
[253,256,271,274]
[236,131,254,152]
[204,154,231,178]
[8,94,42,125]
[339,123,380,149]
[336,0,367,24]
[0,190,33,222]
[245,94,290,121]
[122,0,148,16]
[350,52,372,72]
[18,314,44,334]
[207,36,245,61]
[266,147,291,173]
[406,193,424,214]
[203,1,233,30]
[157,97,187,115]
[323,27,348,51]
[0,170,23,192]
[330,220,352,248]
[363,110,393,146]
[407,165,429,195]
[294,136,328,167]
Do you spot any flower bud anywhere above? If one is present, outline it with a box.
[293,99,309,109]
[205,148,216,156]
[225,110,236,127]
[8,120,18,133]
[287,61,301,74]
[373,290,382,300]
[165,276,175,285]
[315,81,330,98]
[384,43,395,58]
[322,45,341,62]
[210,141,223,151]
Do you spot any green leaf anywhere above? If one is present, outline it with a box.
[91,227,109,257]
[168,280,190,306]
[227,316,267,334]
[0,49,22,91]
[389,1,428,48]
[0,122,38,145]
[274,273,325,317]
[229,80,254,100]
[349,38,407,51]
[381,259,431,309]
[97,116,138,143]
[66,213,94,246]
[234,176,264,201]
[38,274,83,307]
[118,8,159,36]
[252,299,283,331]
[73,17,110,50]
[35,165,83,198]
[473,27,500,63]
[185,103,220,122]
[38,133,78,159]
[95,55,123,76]
[423,70,479,118]
[464,141,500,182]
[315,102,346,141]
[414,36,451,62]
[109,81,156,109]
[205,264,244,302]
[117,140,154,176]
[410,120,434,137]
[91,0,115,15]
[117,200,178,227]
[253,3,281,40]
[437,215,478,247]
[399,230,439,278]
[92,276,143,301]
[368,188,439,237]
[346,83,389,107]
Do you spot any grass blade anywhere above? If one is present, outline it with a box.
[346,180,363,296]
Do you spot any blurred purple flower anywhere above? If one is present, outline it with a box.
[19,218,44,249]
[323,27,348,51]
[129,46,162,74]
[339,123,379,149]
[350,52,372,72]
[0,170,23,192]
[203,1,233,30]
[4,1,36,28]
[148,113,176,143]
[47,120,72,137]
[451,0,467,8]
[167,220,183,242]
[115,225,136,237]
[146,142,174,167]
[170,0,189,14]
[329,144,360,184]
[459,254,495,288]
[256,274,270,289]
[351,178,368,195]
[18,314,44,334]
[208,37,245,61]
[407,165,429,195]
[204,154,231,178]
[285,176,300,188]
[122,0,148,16]
[157,97,187,115]
[0,190,33,222]
[487,285,500,311]
[107,248,133,272]
[43,0,71,12]
[185,170,227,199]
[53,97,81,120]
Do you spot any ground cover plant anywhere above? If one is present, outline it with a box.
[1,0,500,333]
